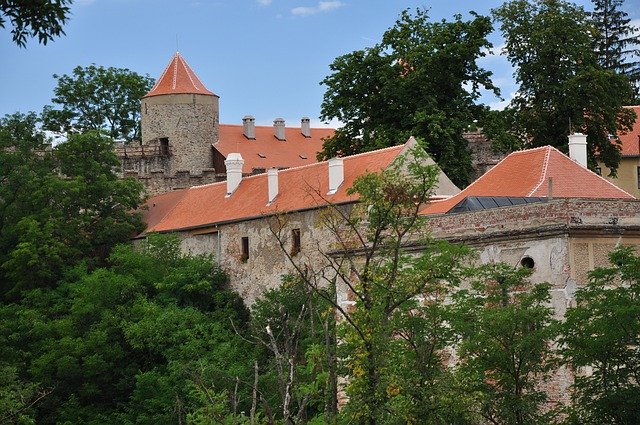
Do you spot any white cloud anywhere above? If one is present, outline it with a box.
[488,92,517,111]
[291,1,345,17]
[257,0,272,5]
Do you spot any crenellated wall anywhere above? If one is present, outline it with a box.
[122,168,224,196]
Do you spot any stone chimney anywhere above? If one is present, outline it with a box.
[243,115,255,139]
[274,118,286,141]
[301,117,311,138]
[267,168,278,204]
[225,153,244,195]
[568,133,587,167]
[328,157,344,195]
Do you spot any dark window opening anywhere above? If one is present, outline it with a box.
[159,137,170,156]
[241,237,249,262]
[291,228,301,256]
[520,256,535,269]
[637,166,640,189]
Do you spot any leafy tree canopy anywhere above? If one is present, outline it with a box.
[493,0,637,174]
[42,64,154,142]
[0,114,146,298]
[319,8,498,188]
[0,0,72,47]
[452,264,558,424]
[561,246,640,424]
[0,234,252,424]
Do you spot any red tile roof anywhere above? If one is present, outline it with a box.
[422,145,635,215]
[145,52,215,98]
[142,144,409,234]
[215,124,335,171]
[619,105,640,157]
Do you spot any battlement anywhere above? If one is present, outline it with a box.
[122,167,223,196]
[115,141,172,158]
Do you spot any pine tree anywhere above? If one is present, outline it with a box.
[591,0,640,101]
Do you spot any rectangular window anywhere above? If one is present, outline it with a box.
[291,228,301,256]
[159,137,169,156]
[241,236,249,262]
[637,166,640,189]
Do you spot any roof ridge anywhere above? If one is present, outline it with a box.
[218,123,335,130]
[171,54,179,90]
[528,146,551,196]
[148,53,174,93]
[555,147,636,198]
[189,144,405,191]
[453,144,529,195]
[179,53,202,91]
[145,52,214,97]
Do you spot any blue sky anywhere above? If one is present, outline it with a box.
[1,0,639,128]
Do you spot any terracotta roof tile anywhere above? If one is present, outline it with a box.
[619,105,640,157]
[142,144,409,234]
[215,124,335,171]
[145,52,215,98]
[422,145,634,215]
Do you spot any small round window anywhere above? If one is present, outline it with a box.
[520,256,535,269]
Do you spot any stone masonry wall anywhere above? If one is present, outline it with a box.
[141,93,219,174]
[124,169,224,197]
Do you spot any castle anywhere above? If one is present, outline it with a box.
[115,52,334,196]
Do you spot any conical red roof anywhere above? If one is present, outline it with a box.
[144,52,215,98]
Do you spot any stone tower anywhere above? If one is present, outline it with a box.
[140,52,219,174]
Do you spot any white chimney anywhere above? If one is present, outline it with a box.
[243,115,255,139]
[568,133,587,168]
[328,157,344,195]
[225,153,244,195]
[274,118,286,141]
[267,168,278,204]
[301,117,311,138]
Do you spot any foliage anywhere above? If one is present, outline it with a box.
[560,246,640,424]
[493,0,637,174]
[319,8,498,187]
[0,119,146,297]
[42,64,155,141]
[0,0,72,47]
[273,146,473,423]
[251,275,336,424]
[0,364,47,425]
[452,264,558,424]
[591,0,640,101]
[0,235,253,424]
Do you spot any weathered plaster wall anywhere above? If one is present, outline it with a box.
[215,208,342,305]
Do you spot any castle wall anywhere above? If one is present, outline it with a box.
[124,169,223,197]
[464,131,503,182]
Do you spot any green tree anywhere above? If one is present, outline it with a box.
[493,0,637,174]
[250,276,336,424]
[0,235,253,424]
[452,264,558,424]
[1,0,72,47]
[42,65,154,141]
[0,117,146,297]
[591,0,640,101]
[319,8,498,187]
[272,147,471,423]
[560,246,640,424]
